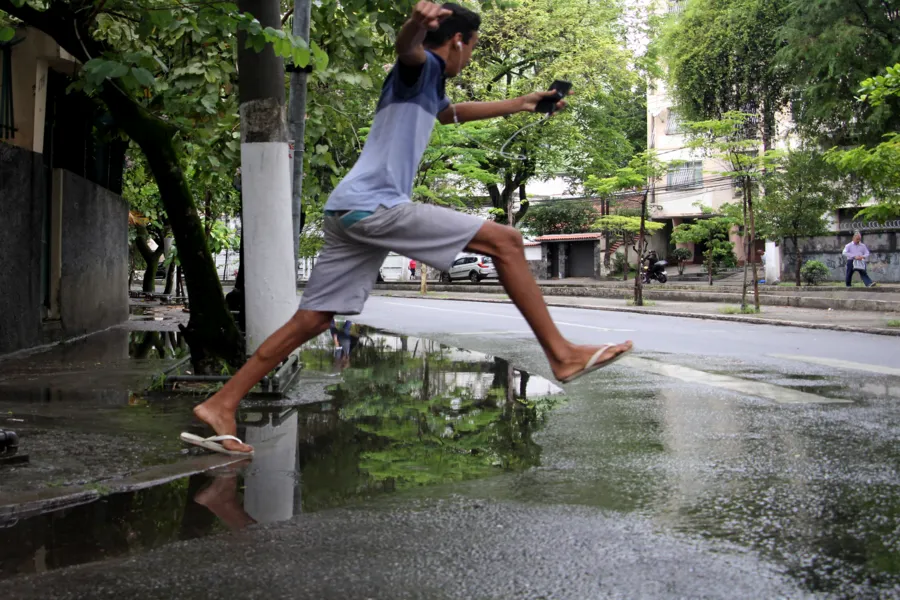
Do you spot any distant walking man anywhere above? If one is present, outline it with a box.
[843,231,877,288]
[409,259,417,279]
[184,2,632,456]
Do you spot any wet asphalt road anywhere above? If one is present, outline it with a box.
[5,297,900,599]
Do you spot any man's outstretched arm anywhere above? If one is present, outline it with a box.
[438,91,570,124]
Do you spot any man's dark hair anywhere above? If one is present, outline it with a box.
[424,3,481,47]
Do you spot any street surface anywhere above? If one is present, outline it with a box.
[3,296,899,599]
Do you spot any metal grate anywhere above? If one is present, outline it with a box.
[0,40,21,140]
[666,161,703,189]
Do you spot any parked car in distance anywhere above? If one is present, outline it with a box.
[441,254,498,283]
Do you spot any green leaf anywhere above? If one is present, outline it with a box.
[0,27,14,43]
[131,67,156,88]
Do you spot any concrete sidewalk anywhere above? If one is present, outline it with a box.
[374,290,900,336]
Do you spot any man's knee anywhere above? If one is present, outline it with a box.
[289,310,332,338]
[495,225,524,258]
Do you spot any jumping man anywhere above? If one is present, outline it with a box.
[188,1,632,455]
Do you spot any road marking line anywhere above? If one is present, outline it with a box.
[452,330,530,336]
[384,301,635,333]
[769,354,900,377]
[623,357,851,405]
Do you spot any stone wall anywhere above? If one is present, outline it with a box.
[528,245,548,280]
[783,232,900,283]
[0,143,47,354]
[59,170,129,336]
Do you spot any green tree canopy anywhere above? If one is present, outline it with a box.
[657,0,789,148]
[519,201,601,236]
[776,0,900,147]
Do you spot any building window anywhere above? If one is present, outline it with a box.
[668,0,685,15]
[666,110,684,135]
[667,161,703,189]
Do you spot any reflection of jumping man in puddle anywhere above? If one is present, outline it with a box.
[193,461,256,531]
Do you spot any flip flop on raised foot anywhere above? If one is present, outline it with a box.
[559,343,633,384]
[180,433,254,457]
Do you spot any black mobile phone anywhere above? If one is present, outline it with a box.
[535,80,573,113]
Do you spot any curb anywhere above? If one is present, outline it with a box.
[370,283,900,313]
[375,293,900,338]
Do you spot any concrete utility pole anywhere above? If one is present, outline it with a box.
[236,0,297,354]
[288,0,311,276]
[237,1,300,523]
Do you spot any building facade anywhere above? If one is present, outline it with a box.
[0,28,129,355]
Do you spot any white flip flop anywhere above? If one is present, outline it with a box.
[559,343,632,384]
[180,432,254,457]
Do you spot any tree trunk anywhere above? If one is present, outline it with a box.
[740,180,750,310]
[633,190,648,306]
[794,237,802,286]
[748,184,759,310]
[289,0,312,276]
[134,226,163,294]
[516,184,529,223]
[420,264,428,295]
[622,243,628,281]
[164,260,177,295]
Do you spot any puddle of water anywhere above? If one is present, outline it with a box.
[0,328,563,580]
[0,474,228,580]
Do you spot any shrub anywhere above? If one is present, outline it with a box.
[800,260,830,286]
[610,252,628,276]
[671,248,693,275]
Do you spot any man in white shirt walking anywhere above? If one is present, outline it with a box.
[843,231,877,288]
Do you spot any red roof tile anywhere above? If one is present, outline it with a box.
[534,233,604,242]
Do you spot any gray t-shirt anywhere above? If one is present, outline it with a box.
[325,51,450,212]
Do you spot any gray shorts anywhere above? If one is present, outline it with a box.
[299,203,485,315]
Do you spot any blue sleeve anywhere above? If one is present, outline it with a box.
[392,52,441,100]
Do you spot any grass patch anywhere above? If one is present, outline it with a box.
[887,320,900,328]
[777,281,855,287]
[719,305,762,315]
[625,296,657,307]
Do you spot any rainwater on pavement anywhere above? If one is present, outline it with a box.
[0,312,898,597]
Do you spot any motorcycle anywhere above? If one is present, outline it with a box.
[641,252,669,284]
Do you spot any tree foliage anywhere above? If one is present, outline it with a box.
[824,63,900,222]
[451,0,647,221]
[756,150,843,285]
[658,0,789,147]
[672,206,737,285]
[776,0,900,147]
[519,201,601,236]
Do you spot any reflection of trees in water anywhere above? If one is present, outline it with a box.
[128,332,188,359]
[296,331,563,511]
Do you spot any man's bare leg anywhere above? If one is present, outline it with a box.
[193,310,333,452]
[465,221,632,382]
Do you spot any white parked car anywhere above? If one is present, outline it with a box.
[441,253,498,283]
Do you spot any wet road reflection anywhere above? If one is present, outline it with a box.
[0,329,560,580]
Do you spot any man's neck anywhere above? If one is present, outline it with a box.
[428,45,452,72]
